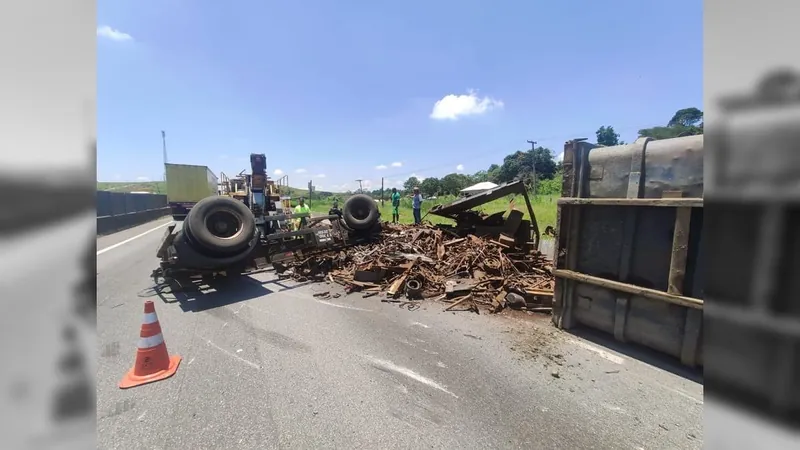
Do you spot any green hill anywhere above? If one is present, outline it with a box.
[97,181,168,194]
[96,181,342,198]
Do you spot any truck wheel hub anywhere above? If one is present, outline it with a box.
[206,211,242,239]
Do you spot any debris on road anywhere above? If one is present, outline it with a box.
[285,221,555,314]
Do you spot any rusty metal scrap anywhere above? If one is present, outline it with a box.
[286,223,555,313]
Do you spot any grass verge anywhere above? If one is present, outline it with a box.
[305,193,559,232]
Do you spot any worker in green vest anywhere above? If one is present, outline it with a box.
[293,197,311,229]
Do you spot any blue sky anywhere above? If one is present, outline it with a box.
[98,0,701,192]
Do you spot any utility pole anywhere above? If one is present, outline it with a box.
[526,139,537,196]
[161,130,168,183]
[381,177,385,205]
[355,179,364,193]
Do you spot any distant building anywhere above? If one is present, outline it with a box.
[460,181,498,196]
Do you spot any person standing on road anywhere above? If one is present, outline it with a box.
[391,187,401,223]
[293,197,311,229]
[412,187,423,225]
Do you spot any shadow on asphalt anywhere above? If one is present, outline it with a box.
[144,273,323,313]
[563,326,704,385]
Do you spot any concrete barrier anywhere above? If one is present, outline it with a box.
[97,207,171,236]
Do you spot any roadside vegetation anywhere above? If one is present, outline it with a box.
[305,190,559,231]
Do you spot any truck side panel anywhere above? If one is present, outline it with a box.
[552,136,704,367]
[165,163,218,219]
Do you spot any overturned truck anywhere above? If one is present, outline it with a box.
[152,154,382,285]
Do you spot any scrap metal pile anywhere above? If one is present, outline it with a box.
[285,221,555,314]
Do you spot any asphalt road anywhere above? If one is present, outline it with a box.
[97,218,704,450]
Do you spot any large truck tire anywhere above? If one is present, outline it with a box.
[343,194,379,231]
[184,196,256,256]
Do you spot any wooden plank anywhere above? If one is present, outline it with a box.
[444,294,473,311]
[613,297,629,342]
[668,206,692,295]
[680,308,702,367]
[557,198,703,207]
[552,269,703,309]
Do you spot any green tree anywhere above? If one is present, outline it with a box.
[419,177,441,197]
[403,176,420,193]
[440,173,471,195]
[487,164,501,183]
[639,107,704,140]
[495,146,557,185]
[472,170,489,183]
[668,107,703,128]
[536,173,563,196]
[596,126,625,146]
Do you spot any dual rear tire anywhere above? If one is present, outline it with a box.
[183,196,256,257]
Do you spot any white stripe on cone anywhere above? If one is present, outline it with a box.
[143,312,159,325]
[138,333,165,349]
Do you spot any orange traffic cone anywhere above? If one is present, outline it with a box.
[119,301,181,389]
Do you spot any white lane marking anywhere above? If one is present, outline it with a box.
[568,339,703,404]
[316,300,372,312]
[205,340,261,370]
[411,322,430,328]
[397,338,416,347]
[655,381,704,405]
[569,339,625,365]
[363,355,459,399]
[601,403,625,414]
[97,221,173,255]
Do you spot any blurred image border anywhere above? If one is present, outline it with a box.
[704,0,800,446]
[0,0,97,448]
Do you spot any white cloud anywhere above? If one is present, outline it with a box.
[136,176,150,182]
[273,169,284,175]
[430,90,503,120]
[315,173,326,178]
[555,152,564,162]
[97,25,133,42]
[362,179,373,189]
[456,164,465,172]
[391,162,402,167]
[295,168,307,174]
[409,173,426,182]
[375,164,388,170]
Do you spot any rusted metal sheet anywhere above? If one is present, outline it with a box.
[428,180,541,250]
[428,180,527,218]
